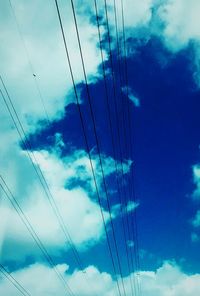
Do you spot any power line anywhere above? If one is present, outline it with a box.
[93,1,135,296]
[112,0,137,293]
[0,79,102,296]
[69,1,129,295]
[0,1,141,294]
[0,263,31,296]
[102,1,140,294]
[111,0,141,293]
[0,77,84,273]
[2,3,113,291]
[54,1,123,295]
[121,0,140,274]
[101,0,142,294]
[4,2,104,292]
[110,1,140,295]
[120,0,141,294]
[1,3,120,293]
[0,176,76,296]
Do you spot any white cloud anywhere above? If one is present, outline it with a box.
[140,262,200,296]
[1,261,200,296]
[115,0,153,31]
[80,0,153,36]
[0,130,133,262]
[0,0,106,131]
[76,0,200,89]
[43,148,132,193]
[153,1,200,86]
[102,0,200,87]
[1,144,131,261]
[157,0,200,51]
[1,185,108,260]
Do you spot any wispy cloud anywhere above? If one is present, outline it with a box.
[126,200,139,213]
[122,86,140,107]
[191,232,199,242]
[192,210,200,228]
[192,164,200,199]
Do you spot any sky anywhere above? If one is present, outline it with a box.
[0,0,200,295]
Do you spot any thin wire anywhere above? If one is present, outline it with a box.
[102,1,139,294]
[0,78,84,273]
[120,0,141,294]
[1,4,111,292]
[111,1,139,295]
[111,0,140,293]
[0,1,139,294]
[121,0,140,275]
[110,0,137,292]
[68,1,128,295]
[5,2,103,291]
[54,1,122,295]
[93,2,135,296]
[0,177,75,296]
[0,264,31,296]
[0,83,100,296]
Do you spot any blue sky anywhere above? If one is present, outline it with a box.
[1,0,200,295]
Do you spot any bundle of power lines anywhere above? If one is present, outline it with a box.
[0,0,141,295]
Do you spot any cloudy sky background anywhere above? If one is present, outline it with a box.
[1,0,200,295]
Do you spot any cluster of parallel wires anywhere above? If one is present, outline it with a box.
[0,0,141,295]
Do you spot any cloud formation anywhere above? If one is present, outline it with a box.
[1,142,133,261]
[0,0,105,129]
[0,0,134,266]
[110,0,200,87]
[1,261,200,296]
[1,1,200,294]
[157,0,200,51]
